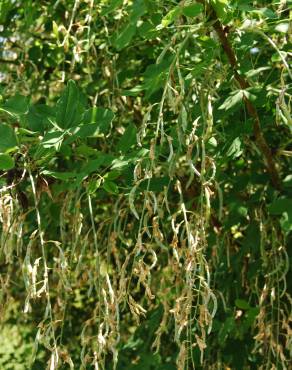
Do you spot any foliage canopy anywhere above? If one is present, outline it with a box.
[0,0,291,369]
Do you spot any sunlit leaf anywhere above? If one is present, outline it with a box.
[211,0,229,21]
[219,90,244,110]
[226,137,243,159]
[161,7,181,28]
[0,94,29,116]
[41,131,64,150]
[103,180,119,194]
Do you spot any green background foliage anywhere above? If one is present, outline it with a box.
[0,0,291,369]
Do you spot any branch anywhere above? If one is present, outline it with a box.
[208,6,281,189]
[0,58,18,65]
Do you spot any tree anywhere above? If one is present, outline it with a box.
[0,0,291,369]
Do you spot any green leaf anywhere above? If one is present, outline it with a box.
[117,123,137,153]
[70,124,101,138]
[103,180,119,194]
[0,94,29,116]
[52,20,59,39]
[75,144,97,157]
[219,90,244,110]
[41,131,64,150]
[111,0,146,49]
[243,89,257,102]
[138,21,158,40]
[245,307,260,326]
[111,148,149,170]
[101,0,123,16]
[130,0,147,22]
[237,0,253,11]
[41,170,76,180]
[208,137,217,148]
[190,62,208,77]
[161,7,181,28]
[59,144,72,157]
[218,316,235,342]
[211,0,228,21]
[245,66,271,78]
[111,159,130,170]
[0,0,15,24]
[182,4,203,17]
[178,105,187,132]
[105,170,121,180]
[0,124,18,152]
[226,137,242,159]
[139,177,170,192]
[235,299,250,310]
[283,175,292,188]
[271,51,287,63]
[142,57,174,98]
[82,154,114,176]
[237,206,248,217]
[56,80,84,129]
[0,154,15,170]
[251,8,277,19]
[268,198,292,216]
[87,178,102,194]
[121,85,144,96]
[280,212,292,233]
[82,158,106,175]
[113,23,136,50]
[82,107,114,134]
[26,104,54,133]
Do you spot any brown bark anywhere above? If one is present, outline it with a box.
[208,7,281,189]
